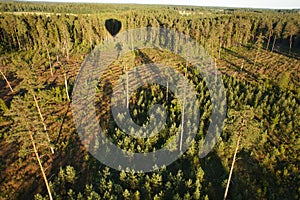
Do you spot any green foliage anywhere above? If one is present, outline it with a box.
[0,2,299,200]
[0,98,8,123]
[278,72,290,90]
[34,193,48,200]
[5,94,51,158]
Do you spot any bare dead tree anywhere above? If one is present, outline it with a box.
[32,93,55,154]
[0,69,14,92]
[64,73,70,101]
[46,48,53,77]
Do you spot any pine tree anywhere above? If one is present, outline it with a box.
[6,95,53,200]
[283,20,298,54]
[223,107,261,200]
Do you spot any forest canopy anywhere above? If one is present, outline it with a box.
[0,2,299,200]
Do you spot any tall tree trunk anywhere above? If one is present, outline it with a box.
[0,69,14,92]
[223,134,241,200]
[271,35,277,52]
[29,130,53,200]
[46,48,53,77]
[32,93,55,154]
[289,34,293,54]
[218,38,223,59]
[126,71,129,109]
[244,32,248,45]
[14,26,21,50]
[224,115,246,200]
[66,42,70,61]
[179,66,187,151]
[166,78,169,101]
[64,73,70,101]
[179,104,185,152]
[210,39,213,55]
[266,32,272,51]
[89,35,93,51]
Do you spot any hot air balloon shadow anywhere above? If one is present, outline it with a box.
[105,18,122,37]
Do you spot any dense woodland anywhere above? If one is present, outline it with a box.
[0,2,299,200]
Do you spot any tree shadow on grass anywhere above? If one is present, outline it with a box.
[200,151,227,200]
[201,148,298,200]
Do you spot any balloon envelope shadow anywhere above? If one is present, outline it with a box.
[105,19,122,37]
